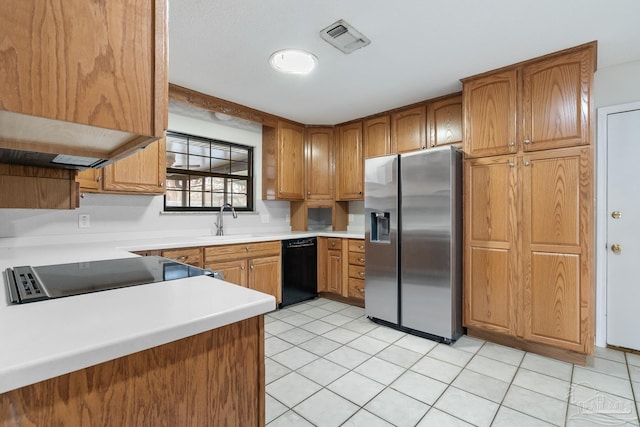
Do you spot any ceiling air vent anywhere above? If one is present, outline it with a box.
[320,19,371,54]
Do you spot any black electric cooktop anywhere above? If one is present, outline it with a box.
[4,256,214,304]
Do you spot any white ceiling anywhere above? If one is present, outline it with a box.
[168,0,640,125]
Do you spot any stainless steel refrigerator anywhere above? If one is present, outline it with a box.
[364,146,463,343]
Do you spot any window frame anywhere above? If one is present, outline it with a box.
[163,130,254,212]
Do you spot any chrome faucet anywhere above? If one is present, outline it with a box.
[215,203,237,236]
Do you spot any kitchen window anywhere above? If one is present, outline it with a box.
[164,131,253,211]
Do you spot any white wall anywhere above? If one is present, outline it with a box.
[0,113,291,244]
[595,59,640,108]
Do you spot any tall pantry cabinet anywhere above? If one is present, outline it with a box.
[462,42,596,363]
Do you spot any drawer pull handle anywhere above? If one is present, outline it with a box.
[358,245,364,250]
[178,256,187,261]
[357,287,364,294]
[358,271,365,277]
[245,246,249,252]
[241,266,246,270]
[331,242,336,247]
[358,257,365,263]
[250,265,254,270]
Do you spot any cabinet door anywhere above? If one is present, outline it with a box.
[249,255,282,304]
[101,138,166,194]
[522,46,595,152]
[336,122,363,200]
[463,69,518,158]
[428,95,462,148]
[76,168,101,191]
[209,259,248,287]
[306,127,334,200]
[277,121,305,200]
[522,147,593,353]
[161,247,202,268]
[391,105,426,153]
[364,115,391,158]
[464,155,518,335]
[327,249,343,295]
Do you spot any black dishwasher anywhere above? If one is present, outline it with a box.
[281,237,317,307]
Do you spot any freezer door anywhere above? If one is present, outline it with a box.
[400,147,462,340]
[364,155,399,324]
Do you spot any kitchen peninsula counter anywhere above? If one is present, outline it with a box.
[0,230,362,425]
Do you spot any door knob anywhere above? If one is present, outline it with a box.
[611,211,622,219]
[611,244,622,254]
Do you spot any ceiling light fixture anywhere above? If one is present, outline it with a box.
[269,49,317,75]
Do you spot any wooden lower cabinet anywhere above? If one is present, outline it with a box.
[318,238,343,294]
[0,316,265,426]
[318,237,366,306]
[204,241,282,304]
[161,247,202,267]
[347,239,366,301]
[214,259,248,287]
[464,147,593,363]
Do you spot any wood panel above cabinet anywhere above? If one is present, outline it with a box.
[0,0,168,164]
[363,115,391,159]
[391,105,427,153]
[428,95,463,148]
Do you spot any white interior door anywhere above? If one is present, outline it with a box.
[606,108,640,350]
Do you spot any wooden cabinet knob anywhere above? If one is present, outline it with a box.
[358,257,365,263]
[357,287,364,294]
[358,271,365,277]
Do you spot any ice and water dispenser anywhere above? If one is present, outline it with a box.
[370,212,391,243]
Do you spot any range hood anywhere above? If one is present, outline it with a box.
[0,148,112,170]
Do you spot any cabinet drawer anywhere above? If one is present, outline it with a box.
[161,248,202,267]
[348,278,365,299]
[348,239,365,253]
[204,241,281,262]
[348,265,365,280]
[327,238,342,250]
[348,252,366,266]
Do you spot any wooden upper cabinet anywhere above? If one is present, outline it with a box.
[363,115,391,158]
[522,147,593,353]
[306,127,334,200]
[522,46,595,152]
[77,138,166,195]
[391,105,427,153]
[102,139,166,194]
[428,95,463,148]
[336,121,364,200]
[463,69,518,158]
[0,0,168,161]
[463,42,595,158]
[262,121,305,200]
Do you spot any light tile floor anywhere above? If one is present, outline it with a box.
[265,298,640,427]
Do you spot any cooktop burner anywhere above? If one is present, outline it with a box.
[4,256,214,304]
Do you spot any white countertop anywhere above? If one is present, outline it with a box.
[0,231,363,394]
